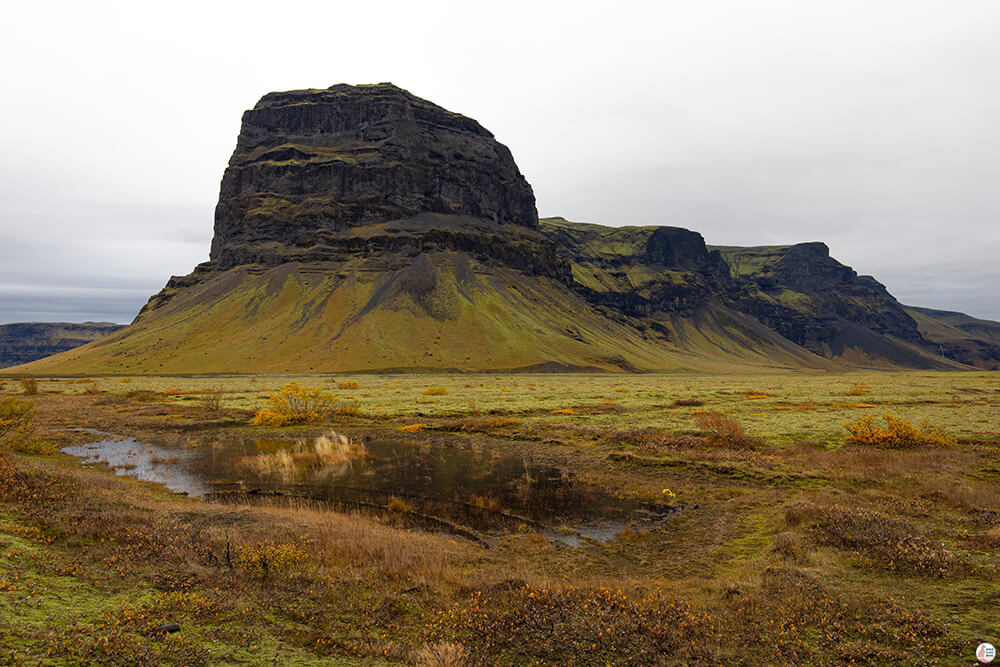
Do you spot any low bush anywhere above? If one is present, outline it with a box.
[202,390,222,412]
[387,497,411,513]
[400,423,428,432]
[253,381,358,426]
[804,504,973,577]
[338,380,360,390]
[482,417,521,428]
[422,386,448,396]
[0,397,51,454]
[426,584,711,665]
[672,398,705,407]
[19,377,38,395]
[236,542,308,576]
[844,414,955,448]
[694,411,755,448]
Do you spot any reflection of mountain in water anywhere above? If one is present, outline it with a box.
[63,432,681,542]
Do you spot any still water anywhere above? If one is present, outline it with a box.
[63,431,680,545]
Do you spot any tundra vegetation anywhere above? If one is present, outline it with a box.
[0,371,996,664]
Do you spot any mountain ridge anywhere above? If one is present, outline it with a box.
[8,83,995,374]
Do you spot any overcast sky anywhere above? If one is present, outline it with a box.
[2,0,998,324]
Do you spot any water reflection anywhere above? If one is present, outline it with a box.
[63,431,680,543]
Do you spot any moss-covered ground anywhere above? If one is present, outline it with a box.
[0,371,996,664]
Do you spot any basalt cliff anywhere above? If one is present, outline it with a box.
[0,322,125,369]
[13,83,998,374]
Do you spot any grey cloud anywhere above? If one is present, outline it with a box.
[0,1,997,324]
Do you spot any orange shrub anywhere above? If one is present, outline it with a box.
[694,411,754,448]
[422,387,448,396]
[338,380,359,390]
[400,423,428,432]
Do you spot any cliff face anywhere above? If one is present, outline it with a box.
[0,322,124,368]
[210,83,538,268]
[713,242,923,354]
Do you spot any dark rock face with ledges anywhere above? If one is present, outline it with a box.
[0,322,124,368]
[211,83,538,267]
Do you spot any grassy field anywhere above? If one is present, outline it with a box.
[0,370,997,664]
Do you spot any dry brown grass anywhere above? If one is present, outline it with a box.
[243,499,454,585]
[414,641,469,667]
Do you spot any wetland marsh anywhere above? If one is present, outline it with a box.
[0,370,997,664]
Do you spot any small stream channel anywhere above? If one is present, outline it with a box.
[63,430,681,546]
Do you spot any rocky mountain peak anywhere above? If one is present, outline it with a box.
[211,83,538,267]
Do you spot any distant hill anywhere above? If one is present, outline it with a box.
[9,83,994,374]
[904,306,1000,369]
[0,322,125,369]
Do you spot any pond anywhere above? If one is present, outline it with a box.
[63,430,682,545]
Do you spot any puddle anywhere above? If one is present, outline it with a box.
[62,431,681,544]
[63,436,212,497]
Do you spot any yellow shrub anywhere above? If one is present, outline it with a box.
[0,397,34,443]
[483,417,522,428]
[400,423,428,432]
[236,543,307,576]
[0,397,52,454]
[252,381,357,426]
[844,413,955,448]
[387,496,411,513]
[338,380,359,390]
[422,387,448,396]
[551,408,577,415]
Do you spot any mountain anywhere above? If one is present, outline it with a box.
[904,306,1000,370]
[9,83,992,374]
[0,322,124,369]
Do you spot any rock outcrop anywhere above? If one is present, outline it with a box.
[210,83,538,268]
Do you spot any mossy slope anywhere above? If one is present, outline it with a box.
[12,252,840,374]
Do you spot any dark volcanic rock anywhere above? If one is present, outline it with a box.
[713,242,924,352]
[0,322,124,368]
[211,83,538,268]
